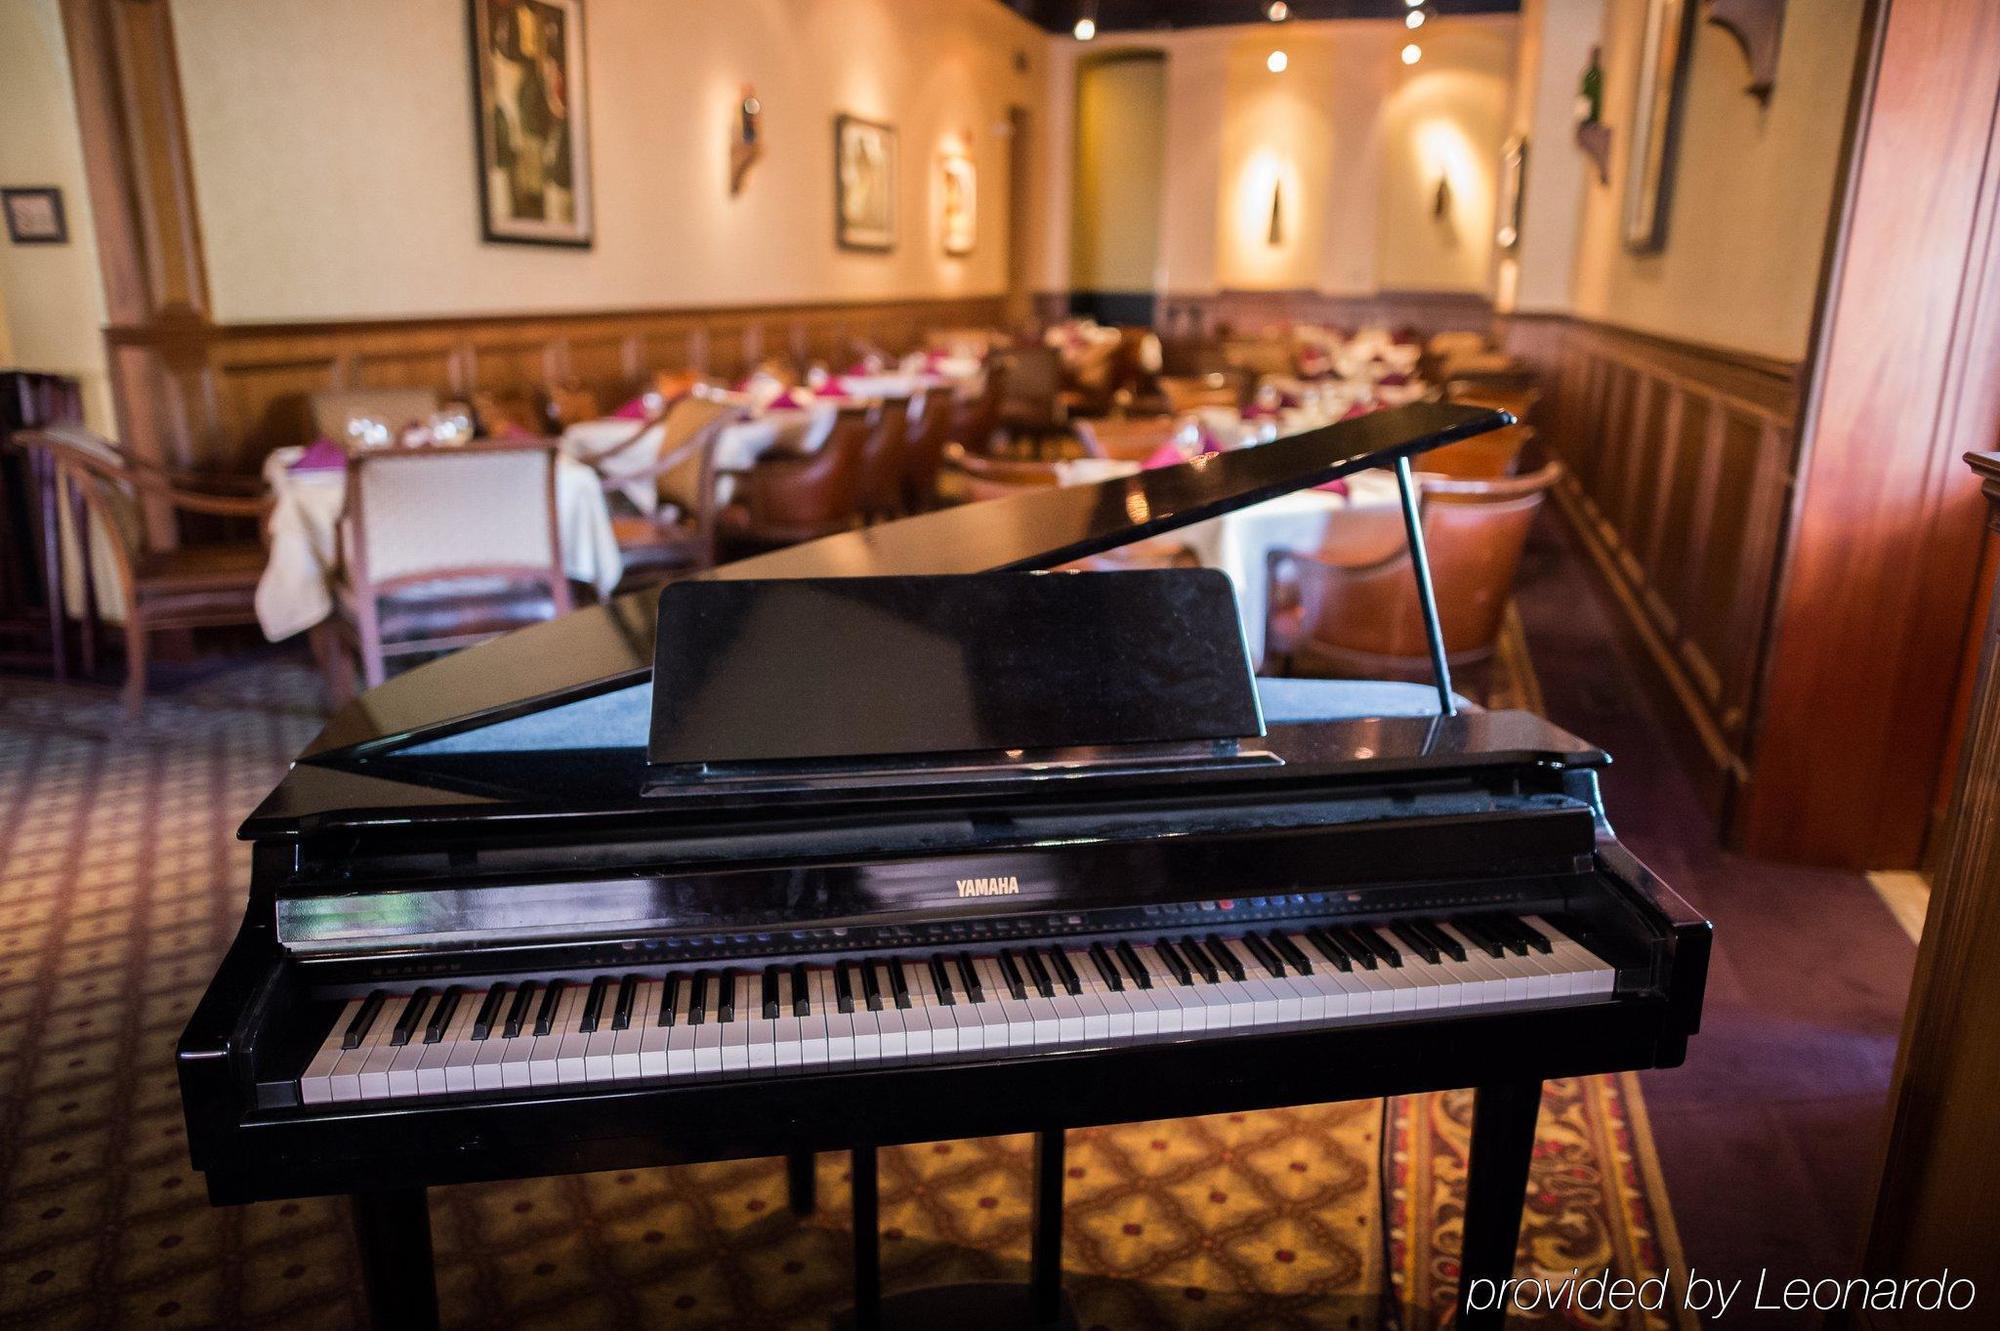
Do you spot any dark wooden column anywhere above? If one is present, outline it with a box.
[1852,452,2000,1328]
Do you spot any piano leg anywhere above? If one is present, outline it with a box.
[350,1187,439,1331]
[1456,1080,1543,1331]
[1029,1129,1066,1325]
[789,1148,818,1215]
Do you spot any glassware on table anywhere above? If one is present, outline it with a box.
[429,405,475,447]
[344,416,392,451]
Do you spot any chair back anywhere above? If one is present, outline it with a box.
[1280,460,1562,671]
[746,406,871,527]
[901,390,957,509]
[951,362,1006,454]
[994,346,1064,428]
[1445,382,1542,423]
[652,395,739,514]
[946,444,1066,503]
[18,428,146,607]
[344,445,566,594]
[1419,423,1534,481]
[310,388,440,442]
[858,396,912,517]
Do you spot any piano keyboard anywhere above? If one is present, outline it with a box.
[298,914,1614,1105]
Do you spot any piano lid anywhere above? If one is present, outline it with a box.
[295,402,1510,764]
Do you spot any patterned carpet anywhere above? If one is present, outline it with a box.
[0,630,1690,1330]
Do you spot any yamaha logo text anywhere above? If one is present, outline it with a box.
[955,875,1021,898]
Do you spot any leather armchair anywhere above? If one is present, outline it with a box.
[856,396,912,522]
[718,406,872,551]
[900,390,957,513]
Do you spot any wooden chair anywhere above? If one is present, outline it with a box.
[857,395,913,522]
[470,389,549,439]
[993,345,1068,453]
[1071,415,1178,464]
[1158,372,1247,415]
[16,426,271,715]
[718,406,872,551]
[309,388,440,442]
[592,399,744,589]
[328,443,571,694]
[1445,382,1542,424]
[1418,423,1535,481]
[900,389,957,513]
[950,362,1005,454]
[1264,460,1563,687]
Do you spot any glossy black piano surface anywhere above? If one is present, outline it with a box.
[176,404,1710,1330]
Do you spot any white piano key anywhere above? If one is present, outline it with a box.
[638,978,674,1078]
[901,964,937,1059]
[555,984,594,1085]
[801,970,833,1067]
[870,963,908,1065]
[380,995,431,1098]
[301,998,364,1105]
[666,978,700,1077]
[612,979,652,1080]
[419,990,479,1095]
[768,971,803,1070]
[528,985,578,1087]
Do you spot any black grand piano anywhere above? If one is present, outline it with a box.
[178,404,1710,1329]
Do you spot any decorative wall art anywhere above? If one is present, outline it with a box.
[1623,0,1697,252]
[1496,135,1527,251]
[941,147,977,256]
[731,87,763,196]
[835,114,897,252]
[1,188,66,245]
[470,0,594,247]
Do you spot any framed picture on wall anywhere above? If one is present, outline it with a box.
[469,0,594,247]
[1495,136,1527,251]
[941,148,976,257]
[835,114,897,252]
[2,187,67,245]
[1622,0,1696,252]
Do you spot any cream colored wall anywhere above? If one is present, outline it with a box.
[1040,17,1516,303]
[1495,0,1603,313]
[1567,0,1863,360]
[1376,21,1517,294]
[169,0,1046,324]
[1071,54,1167,292]
[0,0,114,430]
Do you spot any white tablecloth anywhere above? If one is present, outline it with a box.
[562,407,839,515]
[255,446,622,643]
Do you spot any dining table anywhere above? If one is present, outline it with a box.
[562,403,843,515]
[255,443,623,643]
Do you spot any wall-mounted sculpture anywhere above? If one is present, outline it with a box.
[1706,0,1787,101]
[731,87,763,196]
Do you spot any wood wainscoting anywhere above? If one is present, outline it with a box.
[103,295,1008,476]
[1159,289,1494,340]
[1498,314,1804,817]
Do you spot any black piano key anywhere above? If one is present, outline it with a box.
[1087,942,1123,991]
[928,953,957,1006]
[859,960,884,1012]
[997,949,1030,1001]
[1206,932,1249,981]
[423,985,464,1044]
[659,973,682,1028]
[1511,915,1554,954]
[342,990,386,1050]
[1178,937,1219,984]
[1304,927,1353,971]
[887,957,913,1009]
[791,962,812,1016]
[1327,928,1377,970]
[471,984,508,1041]
[954,952,985,1003]
[1453,916,1509,958]
[1356,926,1403,968]
[391,987,435,1047]
[1239,931,1286,979]
[716,968,737,1023]
[1020,947,1055,999]
[1484,915,1532,956]
[504,981,538,1038]
[688,972,710,1026]
[1391,923,1441,966]
[1154,939,1194,986]
[1047,947,1083,996]
[1417,920,1466,963]
[834,961,857,1015]
[1268,931,1313,976]
[1115,939,1153,989]
[579,975,612,1034]
[612,974,639,1031]
[533,980,566,1036]
[761,966,781,1020]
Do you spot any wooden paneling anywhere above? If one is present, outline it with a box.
[1742,0,2000,870]
[1159,288,1494,339]
[103,295,1009,474]
[1502,313,1802,809]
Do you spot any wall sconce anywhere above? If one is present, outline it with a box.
[1432,175,1453,220]
[730,86,762,196]
[1269,180,1285,246]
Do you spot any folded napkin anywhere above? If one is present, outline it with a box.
[1313,476,1351,496]
[1142,442,1190,469]
[1377,372,1411,387]
[288,438,347,473]
[612,396,651,420]
[766,390,807,411]
[1341,402,1376,421]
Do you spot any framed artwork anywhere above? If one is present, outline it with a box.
[2,187,67,245]
[1495,135,1527,251]
[941,148,976,256]
[1622,0,1696,252]
[469,0,593,247]
[835,114,896,252]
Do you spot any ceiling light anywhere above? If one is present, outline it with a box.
[1404,0,1422,7]
[1406,9,1426,27]
[1401,42,1422,64]
[1266,1,1290,19]
[1073,15,1096,39]
[1267,49,1289,72]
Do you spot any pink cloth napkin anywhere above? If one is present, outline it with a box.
[612,396,650,420]
[1341,402,1376,421]
[767,390,806,411]
[1244,403,1279,421]
[1142,442,1188,470]
[1378,372,1410,387]
[288,438,347,473]
[1313,476,1351,496]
